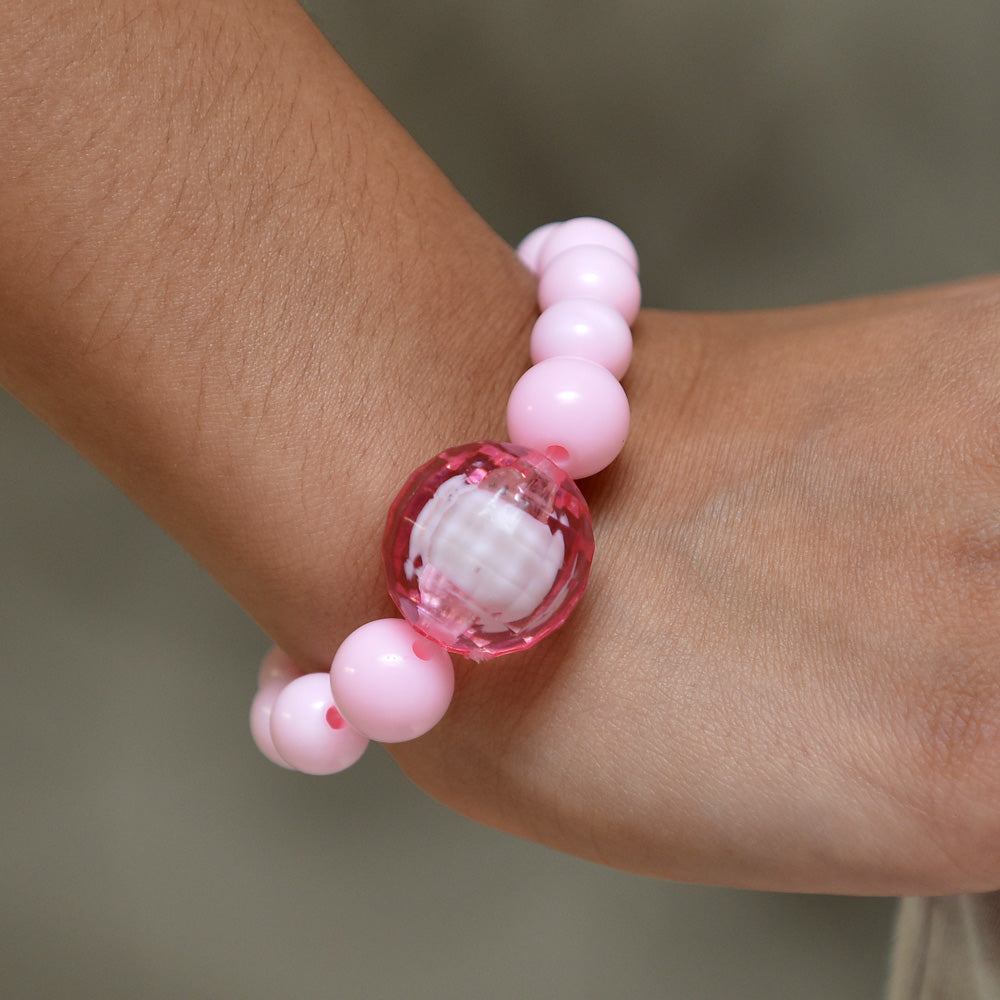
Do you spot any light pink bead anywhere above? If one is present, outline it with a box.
[256,646,302,689]
[516,221,562,274]
[330,619,455,743]
[507,356,630,479]
[530,299,633,379]
[250,680,293,769]
[537,245,642,325]
[537,217,639,274]
[269,673,369,775]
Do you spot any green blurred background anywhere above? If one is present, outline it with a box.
[5,2,1000,997]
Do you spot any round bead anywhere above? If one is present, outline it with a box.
[250,680,294,768]
[256,646,302,689]
[269,673,369,775]
[537,217,639,274]
[516,221,561,274]
[507,357,630,480]
[530,298,633,379]
[383,442,594,659]
[537,245,641,324]
[330,619,455,743]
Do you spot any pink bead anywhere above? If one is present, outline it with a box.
[330,619,454,743]
[507,357,630,480]
[250,681,294,768]
[269,673,369,775]
[537,245,642,325]
[516,221,561,274]
[384,442,594,659]
[530,298,633,379]
[537,217,639,274]
[256,646,302,689]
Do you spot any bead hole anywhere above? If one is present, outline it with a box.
[545,444,570,465]
[412,639,434,661]
[325,706,346,730]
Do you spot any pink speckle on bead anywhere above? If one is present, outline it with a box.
[536,217,639,274]
[530,298,633,380]
[269,673,369,775]
[507,357,630,480]
[383,442,594,659]
[516,221,562,274]
[537,245,641,325]
[330,619,455,743]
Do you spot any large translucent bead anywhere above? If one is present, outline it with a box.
[383,442,594,660]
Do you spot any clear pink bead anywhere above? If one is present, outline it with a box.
[507,357,630,479]
[330,619,454,743]
[269,673,369,775]
[530,298,633,379]
[383,442,594,660]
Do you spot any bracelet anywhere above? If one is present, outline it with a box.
[250,217,640,774]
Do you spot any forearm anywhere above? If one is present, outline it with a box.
[0,0,535,664]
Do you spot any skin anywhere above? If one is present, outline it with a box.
[2,1,999,896]
[401,283,1000,896]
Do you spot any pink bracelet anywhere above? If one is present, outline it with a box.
[251,217,640,774]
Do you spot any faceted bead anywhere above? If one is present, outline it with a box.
[537,244,642,324]
[507,357,630,479]
[536,217,639,274]
[383,442,594,659]
[330,619,454,743]
[530,298,633,379]
[516,221,562,274]
[269,673,369,775]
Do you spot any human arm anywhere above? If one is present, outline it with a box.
[3,0,1000,898]
[0,0,536,663]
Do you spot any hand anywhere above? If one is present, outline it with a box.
[390,282,1000,897]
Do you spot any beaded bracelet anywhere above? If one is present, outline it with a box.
[250,217,640,774]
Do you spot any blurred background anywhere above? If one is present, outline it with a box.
[5,1,1000,996]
